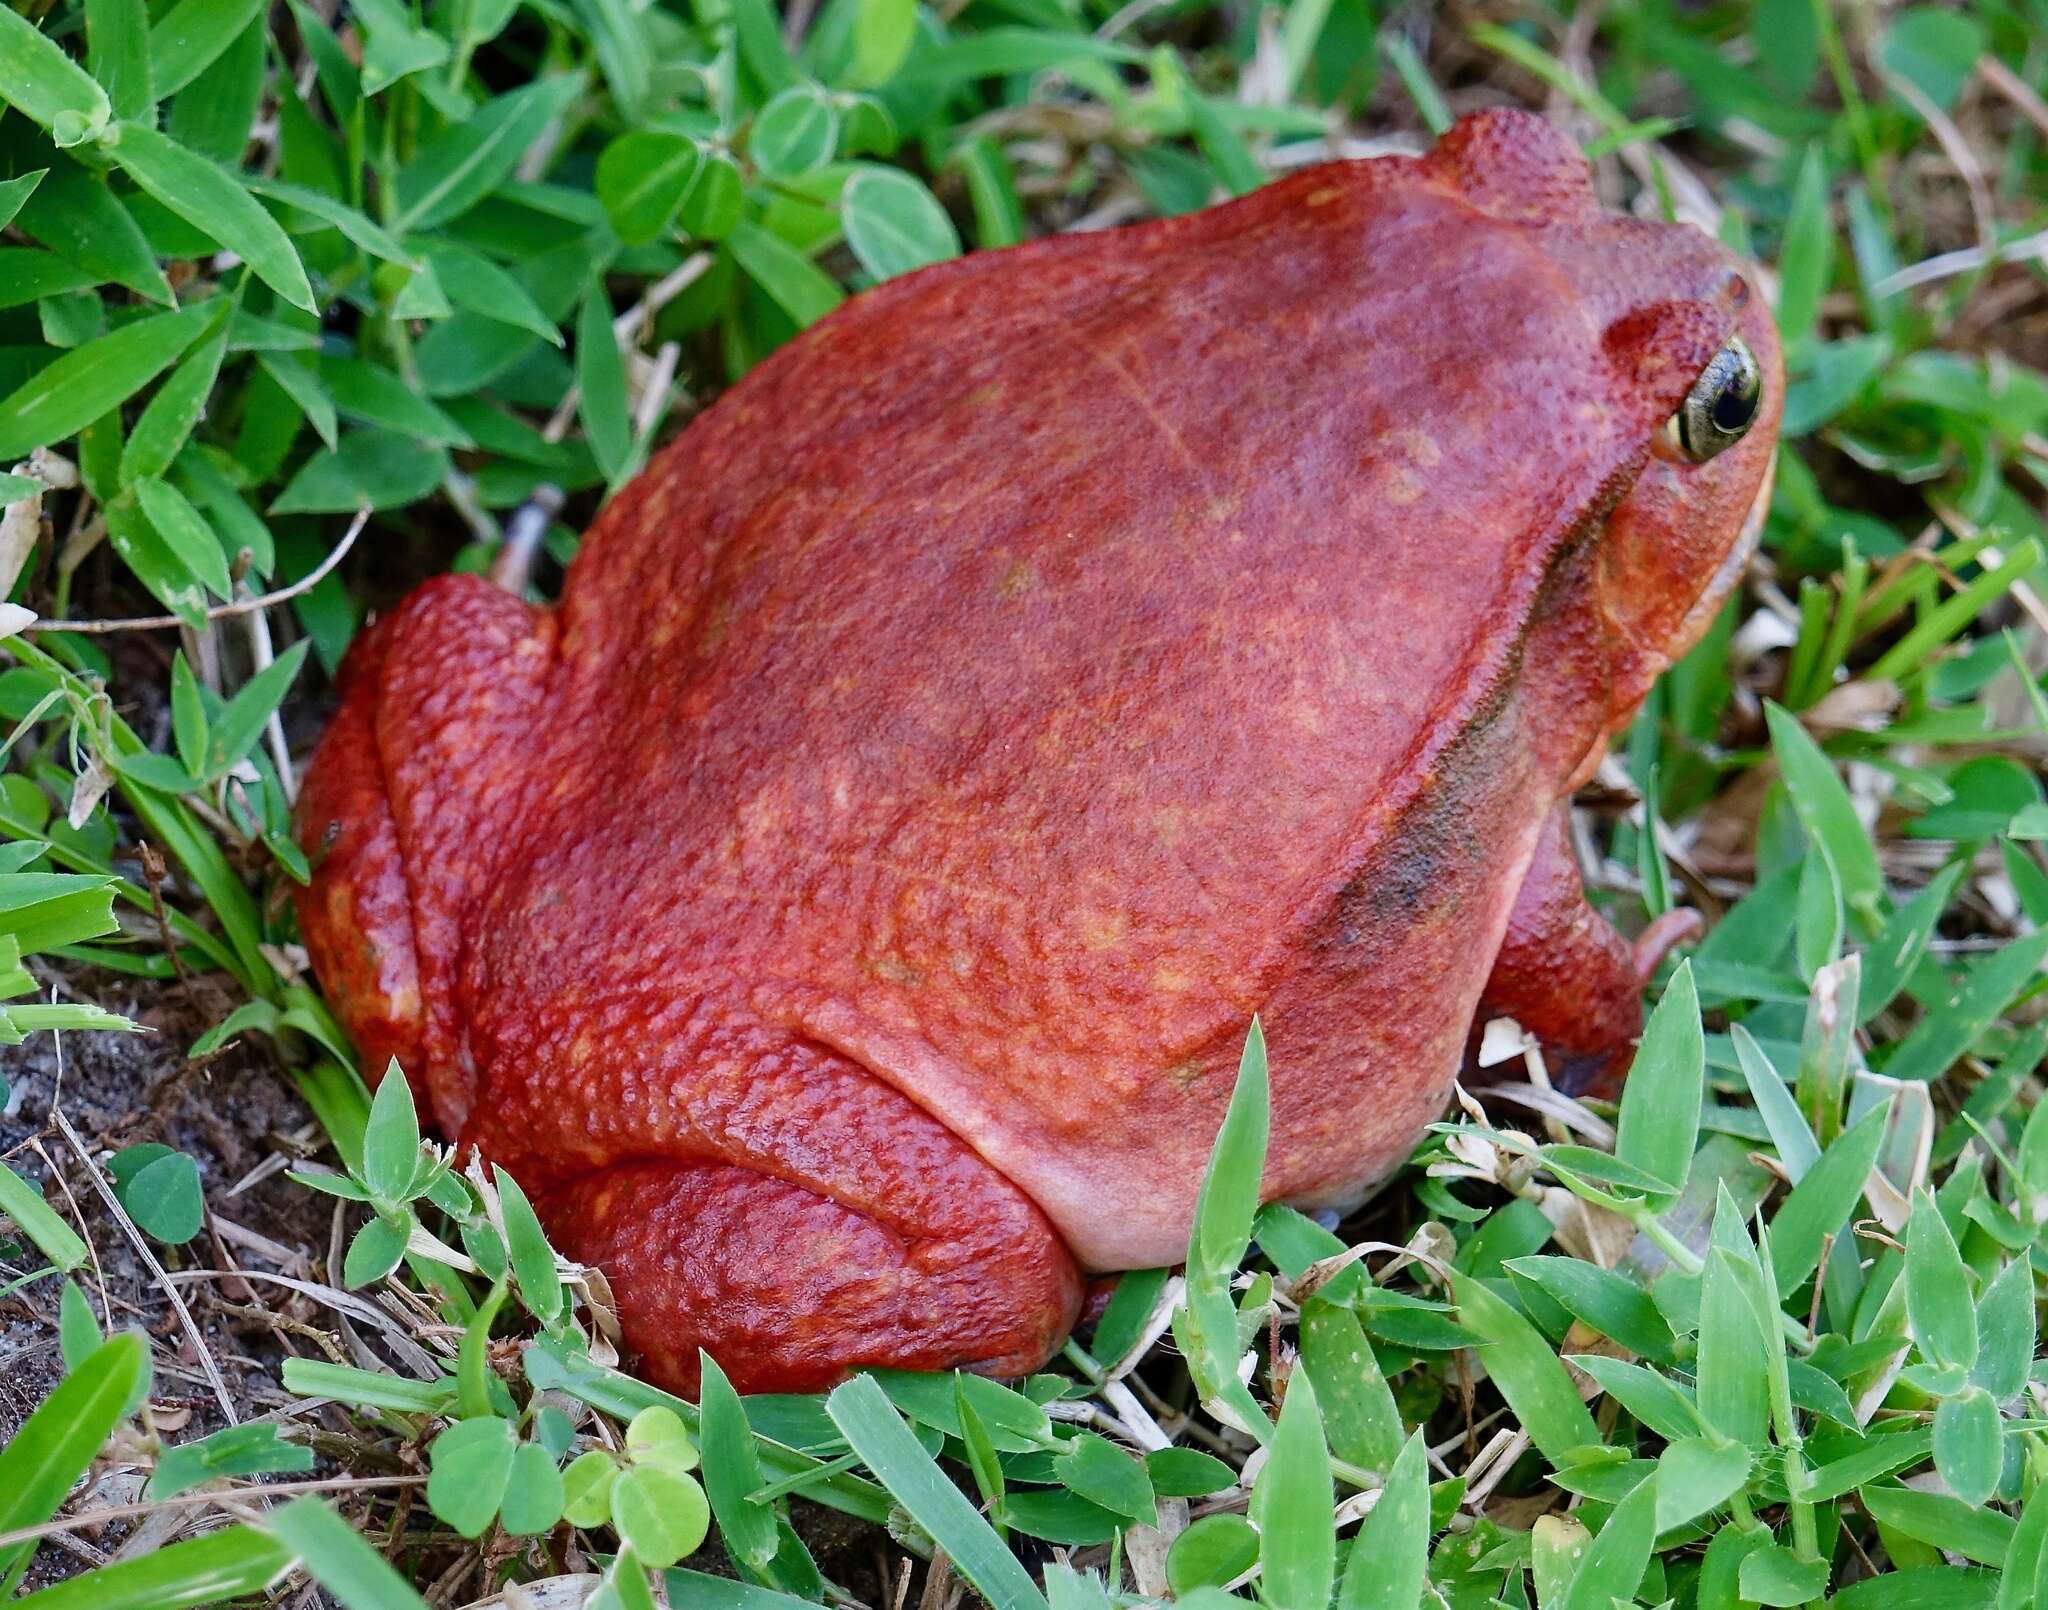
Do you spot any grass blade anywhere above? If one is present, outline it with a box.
[1766,701,1885,931]
[1880,928,2048,1084]
[1337,1430,1428,1610]
[1614,959,1703,1204]
[577,278,631,484]
[1561,1471,1657,1610]
[1250,1373,1333,1610]
[0,10,110,141]
[0,1332,150,1588]
[148,0,265,95]
[0,304,210,461]
[106,123,315,311]
[699,1352,780,1575]
[1450,1272,1599,1461]
[264,1496,430,1609]
[0,1157,88,1270]
[824,1374,1047,1610]
[1179,1020,1273,1439]
[10,1525,291,1609]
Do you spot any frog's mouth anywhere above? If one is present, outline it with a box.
[1667,450,1775,662]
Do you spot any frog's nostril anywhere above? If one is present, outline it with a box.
[1720,271,1752,310]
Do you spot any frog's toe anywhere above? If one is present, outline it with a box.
[542,1154,1081,1396]
[1633,908,1705,983]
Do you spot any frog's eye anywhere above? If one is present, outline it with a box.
[1670,334,1762,462]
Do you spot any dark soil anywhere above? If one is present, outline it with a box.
[2,964,332,1583]
[3,951,916,1602]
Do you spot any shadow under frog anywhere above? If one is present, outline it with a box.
[295,109,1782,1394]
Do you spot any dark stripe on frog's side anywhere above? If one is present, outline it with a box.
[1321,455,1632,953]
[1327,641,1524,942]
[1240,528,1626,1226]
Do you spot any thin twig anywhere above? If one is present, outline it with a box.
[619,253,713,345]
[242,589,296,800]
[43,1530,111,1569]
[23,508,370,635]
[51,1031,240,1425]
[30,1134,111,1333]
[634,341,683,441]
[487,485,564,594]
[1978,53,2048,138]
[1930,500,2048,637]
[917,1550,957,1610]
[1884,73,1996,286]
[1872,227,2048,296]
[540,252,713,444]
[0,1474,426,1552]
[165,1267,451,1372]
[494,256,707,594]
[138,844,192,988]
[781,0,819,50]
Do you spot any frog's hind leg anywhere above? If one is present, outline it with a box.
[528,1037,1083,1396]
[296,612,428,1096]
[296,575,558,1133]
[1474,806,1699,1099]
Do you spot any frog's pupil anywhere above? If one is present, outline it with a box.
[1711,381,1758,433]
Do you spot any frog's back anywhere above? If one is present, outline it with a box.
[485,130,1689,1261]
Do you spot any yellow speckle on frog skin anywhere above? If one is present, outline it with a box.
[1383,465,1426,505]
[1077,909,1125,950]
[870,954,923,987]
[996,557,1037,599]
[1397,428,1442,467]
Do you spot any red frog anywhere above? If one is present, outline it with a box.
[296,109,1781,1395]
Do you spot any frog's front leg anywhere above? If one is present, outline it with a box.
[1476,807,1699,1099]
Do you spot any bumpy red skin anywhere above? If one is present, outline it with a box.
[294,110,1782,1396]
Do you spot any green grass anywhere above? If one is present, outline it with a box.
[3,0,2048,1606]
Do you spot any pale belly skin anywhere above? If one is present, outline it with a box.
[295,109,1782,1395]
